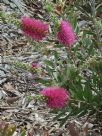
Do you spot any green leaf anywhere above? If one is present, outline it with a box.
[54,107,72,121]
[44,60,54,67]
[60,110,73,126]
[83,81,93,102]
[77,109,88,118]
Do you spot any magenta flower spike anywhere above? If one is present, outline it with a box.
[31,63,40,68]
[57,20,76,47]
[21,17,48,41]
[40,87,70,109]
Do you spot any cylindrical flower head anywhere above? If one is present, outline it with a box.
[40,87,69,109]
[21,17,48,41]
[31,63,39,68]
[57,20,76,47]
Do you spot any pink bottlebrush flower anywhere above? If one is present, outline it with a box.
[21,17,48,41]
[31,63,39,68]
[40,87,69,109]
[57,20,76,47]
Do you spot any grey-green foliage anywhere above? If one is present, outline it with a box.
[36,0,102,126]
[0,11,20,27]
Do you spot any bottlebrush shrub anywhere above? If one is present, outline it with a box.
[36,16,102,125]
[28,16,101,125]
[17,2,101,125]
[37,1,102,125]
[40,53,102,125]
